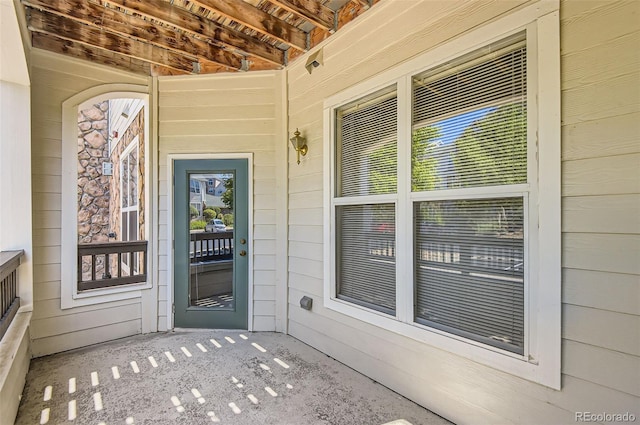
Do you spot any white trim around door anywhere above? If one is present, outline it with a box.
[166,153,254,332]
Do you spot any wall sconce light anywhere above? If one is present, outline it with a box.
[289,128,308,164]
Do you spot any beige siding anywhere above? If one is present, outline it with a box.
[30,50,147,356]
[157,72,282,331]
[286,0,640,423]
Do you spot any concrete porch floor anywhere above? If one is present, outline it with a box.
[15,330,450,425]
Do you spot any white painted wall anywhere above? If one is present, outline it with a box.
[286,0,639,423]
[157,71,286,332]
[0,2,32,423]
[0,0,32,308]
[29,50,149,356]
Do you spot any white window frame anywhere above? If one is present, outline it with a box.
[61,87,152,309]
[323,3,560,389]
[120,138,139,273]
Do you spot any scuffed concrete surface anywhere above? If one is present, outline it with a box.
[16,331,451,425]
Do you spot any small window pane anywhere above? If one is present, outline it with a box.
[121,158,129,208]
[336,86,397,197]
[414,197,524,354]
[412,37,527,191]
[129,149,138,207]
[336,204,396,314]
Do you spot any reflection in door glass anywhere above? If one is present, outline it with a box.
[188,172,235,309]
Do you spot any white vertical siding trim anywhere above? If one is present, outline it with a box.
[533,9,562,390]
[141,75,159,333]
[274,70,289,332]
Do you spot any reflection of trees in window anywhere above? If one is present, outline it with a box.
[336,88,397,197]
[431,198,524,237]
[221,177,234,210]
[453,103,527,188]
[411,126,441,191]
[409,36,528,354]
[366,141,397,195]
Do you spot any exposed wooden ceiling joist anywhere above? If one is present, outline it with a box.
[266,0,334,32]
[101,0,285,66]
[21,0,382,77]
[189,0,307,51]
[28,8,199,73]
[31,32,155,75]
[24,0,241,71]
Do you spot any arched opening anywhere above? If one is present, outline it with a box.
[61,85,150,308]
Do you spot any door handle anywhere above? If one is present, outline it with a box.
[239,250,247,256]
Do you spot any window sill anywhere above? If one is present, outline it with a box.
[61,281,151,310]
[324,295,559,389]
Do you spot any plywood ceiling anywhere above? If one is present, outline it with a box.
[21,0,381,76]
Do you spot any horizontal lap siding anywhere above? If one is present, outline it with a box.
[30,50,147,357]
[559,0,640,402]
[286,0,640,423]
[157,72,280,332]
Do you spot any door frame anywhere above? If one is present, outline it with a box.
[166,153,253,331]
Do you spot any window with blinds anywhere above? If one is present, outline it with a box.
[334,86,398,315]
[412,34,527,191]
[326,13,561,385]
[411,34,527,354]
[336,204,396,314]
[335,86,397,197]
[414,198,525,354]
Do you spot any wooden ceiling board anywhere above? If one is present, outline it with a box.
[21,0,382,76]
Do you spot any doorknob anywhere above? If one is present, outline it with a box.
[239,250,247,256]
[240,238,246,245]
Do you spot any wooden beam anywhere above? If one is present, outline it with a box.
[190,0,307,51]
[267,0,334,32]
[289,0,380,64]
[23,0,241,71]
[351,0,371,8]
[103,0,285,65]
[32,32,188,76]
[27,8,196,73]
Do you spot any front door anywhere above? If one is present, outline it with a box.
[173,159,249,329]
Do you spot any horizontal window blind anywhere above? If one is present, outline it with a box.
[412,36,527,191]
[336,204,396,315]
[414,198,524,354]
[336,86,397,197]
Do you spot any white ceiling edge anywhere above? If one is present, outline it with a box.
[0,0,30,86]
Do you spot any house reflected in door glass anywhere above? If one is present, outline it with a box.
[187,173,235,309]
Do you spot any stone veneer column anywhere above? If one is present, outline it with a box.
[77,100,111,244]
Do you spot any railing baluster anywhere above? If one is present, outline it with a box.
[188,231,234,263]
[0,250,24,342]
[77,241,148,291]
[104,253,111,279]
